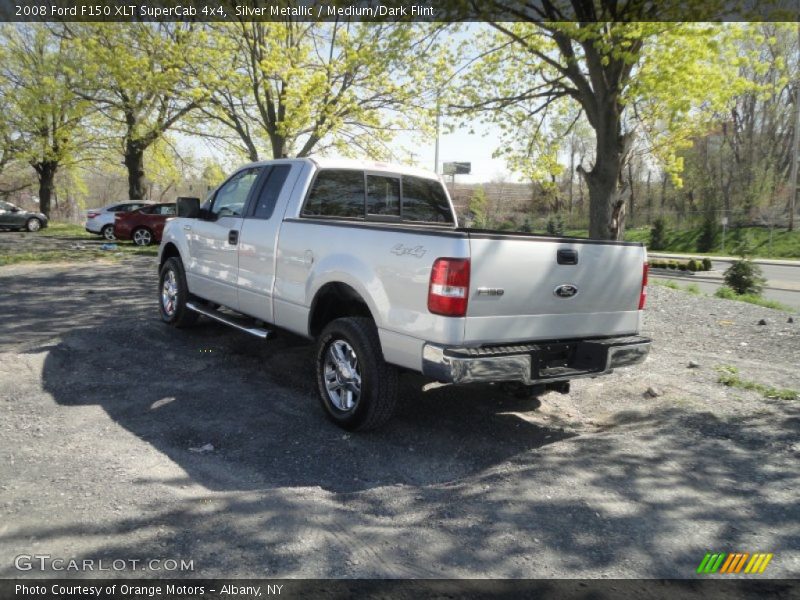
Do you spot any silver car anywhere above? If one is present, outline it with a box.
[85,201,151,240]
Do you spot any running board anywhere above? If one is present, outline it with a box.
[186,302,273,339]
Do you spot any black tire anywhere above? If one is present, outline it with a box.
[25,218,42,232]
[132,227,153,246]
[315,317,398,431]
[101,224,116,241]
[159,257,199,328]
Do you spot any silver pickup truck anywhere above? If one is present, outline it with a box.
[158,158,650,430]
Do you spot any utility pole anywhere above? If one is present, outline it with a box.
[789,23,800,231]
[434,93,441,175]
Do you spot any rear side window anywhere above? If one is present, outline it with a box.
[367,175,400,217]
[251,165,291,220]
[402,176,453,223]
[303,170,364,218]
[155,204,176,215]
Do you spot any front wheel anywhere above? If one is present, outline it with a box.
[26,218,42,232]
[132,227,153,246]
[159,257,198,328]
[315,317,398,431]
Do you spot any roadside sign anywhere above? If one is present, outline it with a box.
[443,162,471,175]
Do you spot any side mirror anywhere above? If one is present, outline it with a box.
[10,206,19,213]
[176,197,200,218]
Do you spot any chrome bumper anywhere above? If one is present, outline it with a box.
[422,336,651,385]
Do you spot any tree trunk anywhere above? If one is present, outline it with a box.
[34,160,58,217]
[124,140,147,200]
[582,105,629,240]
[269,131,287,159]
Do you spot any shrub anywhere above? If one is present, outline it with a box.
[546,214,565,236]
[685,283,701,295]
[702,257,713,271]
[687,259,698,272]
[668,260,679,270]
[697,215,717,252]
[650,218,667,250]
[520,218,533,233]
[715,286,737,299]
[468,186,488,228]
[678,263,688,271]
[723,259,766,295]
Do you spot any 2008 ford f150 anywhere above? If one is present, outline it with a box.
[158,158,651,430]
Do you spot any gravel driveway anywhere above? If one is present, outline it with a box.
[0,256,798,579]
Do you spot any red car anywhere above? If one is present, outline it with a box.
[114,203,176,246]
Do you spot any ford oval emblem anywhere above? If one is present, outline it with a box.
[554,284,579,298]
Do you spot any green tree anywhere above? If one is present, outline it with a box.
[0,24,91,215]
[202,21,447,160]
[67,23,218,199]
[455,4,751,240]
[468,185,488,227]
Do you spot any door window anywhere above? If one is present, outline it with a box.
[302,170,365,218]
[212,168,261,217]
[251,165,291,220]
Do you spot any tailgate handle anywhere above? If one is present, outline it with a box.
[557,249,578,265]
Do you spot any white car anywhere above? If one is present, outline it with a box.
[84,201,151,240]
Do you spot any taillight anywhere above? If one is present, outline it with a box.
[87,212,99,219]
[428,258,470,317]
[638,263,649,310]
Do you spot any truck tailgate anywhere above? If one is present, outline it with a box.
[465,233,645,344]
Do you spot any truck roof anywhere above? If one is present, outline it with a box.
[243,157,442,181]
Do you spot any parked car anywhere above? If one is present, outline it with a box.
[158,158,651,431]
[115,203,176,246]
[85,201,151,240]
[0,201,48,232]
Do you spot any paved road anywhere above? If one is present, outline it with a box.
[650,254,800,310]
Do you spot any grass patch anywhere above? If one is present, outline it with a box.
[652,279,680,290]
[684,283,701,295]
[713,286,792,311]
[716,365,798,400]
[39,222,94,238]
[0,244,158,267]
[651,279,703,295]
[564,225,800,259]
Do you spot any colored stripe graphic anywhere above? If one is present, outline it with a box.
[697,553,727,574]
[744,553,774,574]
[700,552,774,574]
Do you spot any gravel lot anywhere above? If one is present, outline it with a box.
[0,252,798,579]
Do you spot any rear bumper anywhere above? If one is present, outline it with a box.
[422,335,651,385]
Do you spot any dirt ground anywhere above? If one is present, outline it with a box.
[0,249,798,579]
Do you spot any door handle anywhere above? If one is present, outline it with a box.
[228,230,239,245]
[183,225,192,231]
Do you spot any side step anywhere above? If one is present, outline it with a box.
[186,301,273,339]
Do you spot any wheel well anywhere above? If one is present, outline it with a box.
[309,283,373,338]
[160,242,181,268]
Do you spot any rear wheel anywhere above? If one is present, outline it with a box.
[25,218,42,232]
[315,317,398,431]
[159,257,198,328]
[101,224,116,240]
[132,227,153,246]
